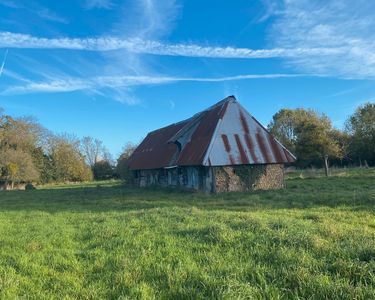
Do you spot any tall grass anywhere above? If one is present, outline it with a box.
[0,168,374,299]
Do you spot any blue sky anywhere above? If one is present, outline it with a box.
[0,0,374,156]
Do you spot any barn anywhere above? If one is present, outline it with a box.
[127,96,296,193]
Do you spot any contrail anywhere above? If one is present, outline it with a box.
[0,49,8,77]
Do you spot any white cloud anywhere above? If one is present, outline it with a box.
[1,73,314,98]
[265,0,375,79]
[0,31,344,59]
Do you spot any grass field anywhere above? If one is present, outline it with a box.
[0,168,375,299]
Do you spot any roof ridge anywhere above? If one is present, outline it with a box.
[166,96,235,143]
[148,96,235,136]
[149,96,237,137]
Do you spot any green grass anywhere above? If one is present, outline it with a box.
[0,168,375,299]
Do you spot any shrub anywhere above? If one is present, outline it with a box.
[25,183,36,190]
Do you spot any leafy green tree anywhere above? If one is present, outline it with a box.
[116,142,137,182]
[93,160,114,180]
[0,148,39,189]
[31,146,55,184]
[346,102,375,166]
[269,108,341,172]
[49,135,93,182]
[329,129,351,166]
[0,110,40,188]
[0,108,112,188]
[295,117,340,173]
[268,109,318,154]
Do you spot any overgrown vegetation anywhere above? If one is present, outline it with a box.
[0,168,374,299]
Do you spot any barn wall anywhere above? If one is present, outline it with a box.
[135,164,284,193]
[135,166,213,192]
[213,164,284,192]
[137,169,170,187]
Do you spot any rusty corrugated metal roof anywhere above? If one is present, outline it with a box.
[127,96,296,170]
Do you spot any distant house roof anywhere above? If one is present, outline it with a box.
[127,96,296,170]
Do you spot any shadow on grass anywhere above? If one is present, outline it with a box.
[0,175,374,213]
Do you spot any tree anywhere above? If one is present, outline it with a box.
[80,136,115,180]
[0,108,113,188]
[294,117,340,175]
[0,115,41,152]
[0,148,39,189]
[346,102,375,166]
[269,108,341,173]
[0,111,41,188]
[115,142,137,181]
[80,136,106,167]
[329,129,351,166]
[92,160,114,180]
[31,145,56,184]
[268,108,319,154]
[49,135,93,182]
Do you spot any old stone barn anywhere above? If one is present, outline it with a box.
[127,96,296,193]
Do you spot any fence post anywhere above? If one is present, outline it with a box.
[324,154,329,177]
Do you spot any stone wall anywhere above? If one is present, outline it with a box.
[134,164,284,193]
[213,164,284,193]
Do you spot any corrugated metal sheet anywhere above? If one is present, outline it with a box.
[203,99,296,166]
[175,99,229,166]
[127,96,296,170]
[126,120,187,170]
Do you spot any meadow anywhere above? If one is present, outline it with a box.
[0,168,375,299]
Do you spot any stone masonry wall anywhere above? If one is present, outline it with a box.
[213,164,284,193]
[135,164,284,193]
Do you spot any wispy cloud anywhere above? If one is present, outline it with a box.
[0,49,8,77]
[257,0,284,23]
[0,31,345,59]
[0,0,185,105]
[35,8,68,23]
[0,0,68,23]
[264,0,375,79]
[129,0,181,39]
[1,73,317,98]
[83,0,114,10]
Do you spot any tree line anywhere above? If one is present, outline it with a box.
[0,108,117,189]
[268,102,374,169]
[0,102,374,189]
